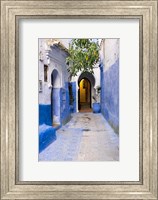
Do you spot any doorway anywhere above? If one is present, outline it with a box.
[78,78,91,112]
[51,69,61,126]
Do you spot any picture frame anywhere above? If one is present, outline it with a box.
[0,0,157,199]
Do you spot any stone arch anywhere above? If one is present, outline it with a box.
[78,71,95,87]
[77,71,96,111]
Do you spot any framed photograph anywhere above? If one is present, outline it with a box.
[38,38,119,160]
[1,0,157,199]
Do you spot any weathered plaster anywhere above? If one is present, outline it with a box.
[39,39,71,126]
[100,39,119,133]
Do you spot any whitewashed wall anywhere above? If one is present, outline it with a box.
[103,39,119,72]
[39,39,69,105]
[39,39,51,105]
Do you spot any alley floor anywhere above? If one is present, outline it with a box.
[39,112,119,161]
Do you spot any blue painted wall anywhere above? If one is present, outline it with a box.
[60,82,71,124]
[52,86,71,125]
[52,88,61,124]
[39,84,72,127]
[39,125,56,153]
[39,104,52,126]
[39,105,56,153]
[71,82,77,113]
[101,59,119,133]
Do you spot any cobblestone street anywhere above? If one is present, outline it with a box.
[39,112,119,161]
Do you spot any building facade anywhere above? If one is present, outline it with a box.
[39,39,71,127]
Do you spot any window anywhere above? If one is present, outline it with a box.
[44,65,48,82]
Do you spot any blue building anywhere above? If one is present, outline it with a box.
[38,39,72,152]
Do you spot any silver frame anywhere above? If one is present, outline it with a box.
[0,0,157,199]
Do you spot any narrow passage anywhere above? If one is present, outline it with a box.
[39,113,119,161]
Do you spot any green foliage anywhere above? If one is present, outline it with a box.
[66,39,99,76]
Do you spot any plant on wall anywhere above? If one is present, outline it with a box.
[92,86,101,103]
[66,39,100,76]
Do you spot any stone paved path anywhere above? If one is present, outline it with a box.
[39,113,119,161]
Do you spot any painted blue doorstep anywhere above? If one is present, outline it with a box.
[39,124,56,153]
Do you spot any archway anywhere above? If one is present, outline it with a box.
[78,71,95,87]
[51,69,61,126]
[77,71,96,112]
[51,69,60,88]
[78,78,91,112]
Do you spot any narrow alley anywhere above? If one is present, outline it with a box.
[39,39,119,161]
[39,112,119,161]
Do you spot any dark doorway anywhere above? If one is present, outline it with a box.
[78,78,92,112]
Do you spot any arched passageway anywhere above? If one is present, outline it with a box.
[78,78,91,111]
[51,69,61,126]
[78,71,95,112]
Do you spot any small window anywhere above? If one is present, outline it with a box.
[44,65,48,82]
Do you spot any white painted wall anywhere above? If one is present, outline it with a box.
[39,39,69,105]
[59,39,71,49]
[93,64,100,88]
[39,39,51,105]
[101,39,119,72]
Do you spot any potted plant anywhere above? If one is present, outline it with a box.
[92,86,101,113]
